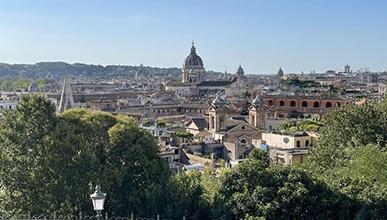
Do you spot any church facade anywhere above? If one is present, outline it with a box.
[208,94,266,161]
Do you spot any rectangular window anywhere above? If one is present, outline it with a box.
[296,140,301,148]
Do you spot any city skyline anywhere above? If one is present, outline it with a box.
[1,0,387,73]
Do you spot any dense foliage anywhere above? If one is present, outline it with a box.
[214,149,357,219]
[0,62,203,79]
[0,78,54,92]
[171,132,194,143]
[0,95,172,216]
[306,100,387,219]
[280,78,320,88]
[278,119,322,132]
[307,101,387,171]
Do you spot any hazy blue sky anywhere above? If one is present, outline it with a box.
[0,0,386,73]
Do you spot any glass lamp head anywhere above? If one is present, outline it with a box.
[90,185,106,211]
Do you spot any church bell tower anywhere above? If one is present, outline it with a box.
[249,95,266,130]
[209,95,227,132]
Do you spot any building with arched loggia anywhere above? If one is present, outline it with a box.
[263,95,352,119]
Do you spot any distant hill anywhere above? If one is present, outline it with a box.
[0,62,181,79]
[0,62,223,79]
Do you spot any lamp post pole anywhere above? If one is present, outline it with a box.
[96,210,102,219]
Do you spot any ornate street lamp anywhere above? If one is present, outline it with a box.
[90,185,106,219]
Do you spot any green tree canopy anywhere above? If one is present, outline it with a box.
[0,95,171,216]
[304,100,387,219]
[307,102,387,172]
[278,119,322,133]
[214,150,356,219]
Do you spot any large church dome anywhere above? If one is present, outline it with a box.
[236,65,244,77]
[183,42,204,69]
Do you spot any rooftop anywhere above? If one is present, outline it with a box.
[190,117,208,130]
[197,80,233,87]
[269,131,309,137]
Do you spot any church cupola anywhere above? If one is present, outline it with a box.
[277,67,284,77]
[236,65,244,78]
[182,41,206,85]
[183,42,203,69]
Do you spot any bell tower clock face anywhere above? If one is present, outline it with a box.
[283,137,289,144]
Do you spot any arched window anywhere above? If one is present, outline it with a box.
[336,102,341,107]
[268,100,274,106]
[313,101,320,108]
[302,101,308,108]
[326,102,332,108]
[290,101,296,107]
[240,139,247,144]
[279,100,285,106]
